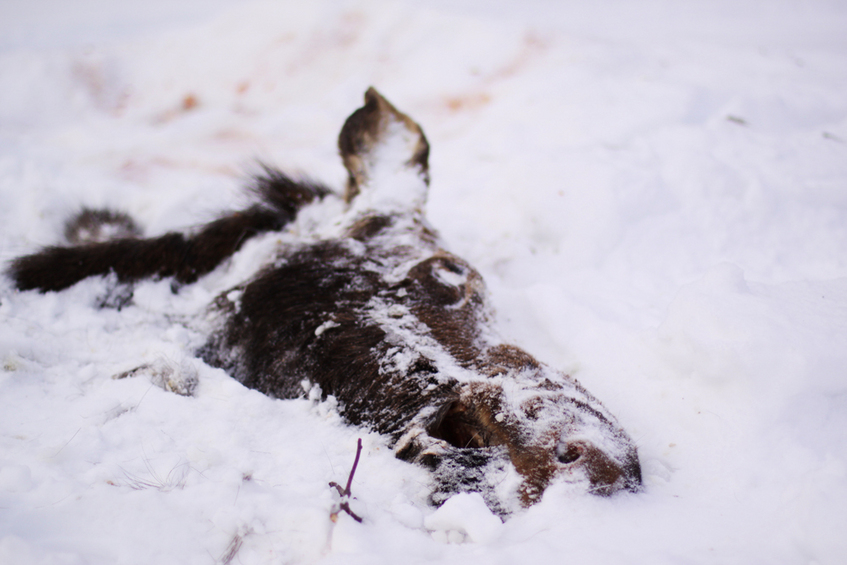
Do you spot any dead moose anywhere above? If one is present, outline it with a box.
[8,88,641,515]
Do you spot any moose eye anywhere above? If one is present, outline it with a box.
[443,260,463,275]
[432,260,468,288]
[406,255,479,307]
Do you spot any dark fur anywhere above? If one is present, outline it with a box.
[11,168,328,293]
[7,88,641,514]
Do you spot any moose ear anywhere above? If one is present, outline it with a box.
[338,87,430,205]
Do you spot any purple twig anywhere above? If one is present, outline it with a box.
[329,438,363,523]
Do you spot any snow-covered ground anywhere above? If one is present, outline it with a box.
[2,0,846,563]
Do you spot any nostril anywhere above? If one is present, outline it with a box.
[556,442,583,465]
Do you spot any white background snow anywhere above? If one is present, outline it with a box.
[1,0,846,563]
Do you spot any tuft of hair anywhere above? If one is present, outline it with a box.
[250,164,333,217]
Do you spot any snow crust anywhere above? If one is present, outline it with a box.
[2,0,847,563]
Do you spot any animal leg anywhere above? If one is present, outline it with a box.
[7,169,330,292]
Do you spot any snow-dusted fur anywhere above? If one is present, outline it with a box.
[7,88,640,514]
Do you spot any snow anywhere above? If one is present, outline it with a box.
[1,0,846,563]
[423,493,503,544]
